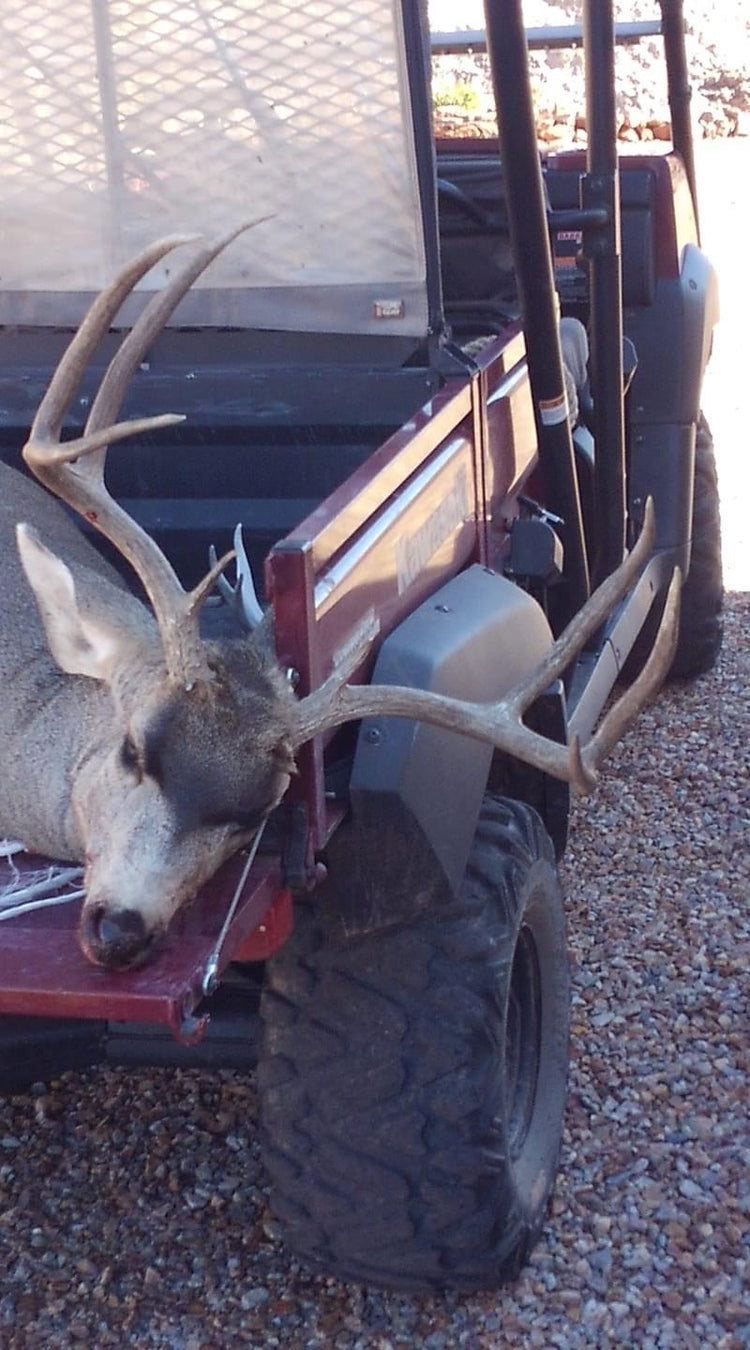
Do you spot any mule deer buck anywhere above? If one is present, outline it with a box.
[0,229,679,971]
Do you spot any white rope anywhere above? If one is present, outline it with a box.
[0,888,86,922]
[0,840,26,860]
[0,843,85,921]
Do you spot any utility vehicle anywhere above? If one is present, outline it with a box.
[0,0,720,1291]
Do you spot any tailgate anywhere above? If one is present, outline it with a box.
[0,849,287,1043]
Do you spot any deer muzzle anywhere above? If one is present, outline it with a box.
[79,903,161,970]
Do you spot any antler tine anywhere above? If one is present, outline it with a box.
[501,496,656,716]
[29,235,198,445]
[79,223,266,681]
[23,221,267,687]
[186,548,238,618]
[85,218,270,441]
[292,663,599,788]
[292,502,675,794]
[579,565,681,781]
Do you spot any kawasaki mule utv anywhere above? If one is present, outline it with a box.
[0,0,720,1290]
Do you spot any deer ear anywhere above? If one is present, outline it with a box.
[17,524,124,681]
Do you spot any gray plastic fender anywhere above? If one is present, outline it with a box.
[627,243,719,428]
[627,243,720,568]
[348,563,556,900]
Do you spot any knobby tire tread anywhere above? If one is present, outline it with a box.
[258,795,569,1292]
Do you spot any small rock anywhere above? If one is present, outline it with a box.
[241,1286,270,1310]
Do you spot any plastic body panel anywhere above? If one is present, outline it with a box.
[626,243,719,567]
[626,244,719,426]
[349,563,555,897]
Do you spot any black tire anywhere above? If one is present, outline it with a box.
[670,415,723,677]
[258,796,570,1292]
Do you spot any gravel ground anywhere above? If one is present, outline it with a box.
[0,596,747,1348]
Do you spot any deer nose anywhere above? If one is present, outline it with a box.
[79,905,154,969]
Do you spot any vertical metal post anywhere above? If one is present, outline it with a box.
[659,0,700,241]
[482,0,589,625]
[402,0,448,344]
[581,0,626,585]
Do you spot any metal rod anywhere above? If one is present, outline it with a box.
[431,21,662,55]
[201,823,267,997]
[402,0,448,343]
[582,0,627,586]
[482,0,590,626]
[659,0,700,241]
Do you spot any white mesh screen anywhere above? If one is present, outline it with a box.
[0,0,429,334]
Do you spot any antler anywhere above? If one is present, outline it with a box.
[23,223,264,688]
[292,499,680,794]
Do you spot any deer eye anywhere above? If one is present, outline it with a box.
[120,734,142,778]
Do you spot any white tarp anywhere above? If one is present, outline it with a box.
[0,0,429,334]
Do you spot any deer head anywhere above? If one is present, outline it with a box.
[19,228,297,969]
[18,231,679,970]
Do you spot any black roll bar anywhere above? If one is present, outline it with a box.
[482,0,590,624]
[659,0,700,238]
[581,0,627,586]
[445,1,695,593]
